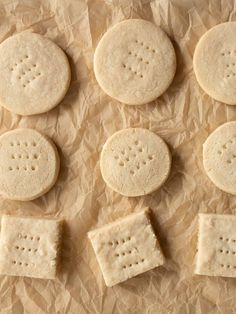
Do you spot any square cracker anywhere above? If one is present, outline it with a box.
[195,213,236,277]
[0,215,62,279]
[88,208,165,286]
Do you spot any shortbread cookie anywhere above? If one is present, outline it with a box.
[100,128,171,196]
[0,32,71,115]
[0,215,62,279]
[88,208,164,286]
[94,19,176,105]
[203,121,236,195]
[0,128,60,201]
[195,213,236,278]
[193,22,236,105]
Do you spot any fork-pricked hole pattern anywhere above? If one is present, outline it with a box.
[122,40,157,78]
[203,122,236,195]
[88,208,165,286]
[0,128,60,201]
[196,213,236,278]
[10,54,42,88]
[94,19,176,105]
[101,128,171,197]
[221,50,236,79]
[114,140,155,175]
[0,215,63,279]
[0,32,71,115]
[193,23,236,105]
[216,135,236,164]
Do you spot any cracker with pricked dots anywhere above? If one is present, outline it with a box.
[195,213,236,277]
[0,215,63,280]
[88,208,165,286]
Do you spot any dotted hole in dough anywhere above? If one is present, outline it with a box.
[122,259,145,269]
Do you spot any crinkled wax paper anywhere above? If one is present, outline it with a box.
[1,0,236,313]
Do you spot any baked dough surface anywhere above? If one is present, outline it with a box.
[100,128,171,197]
[0,32,71,115]
[94,19,176,105]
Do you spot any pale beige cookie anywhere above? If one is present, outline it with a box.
[0,128,60,201]
[88,208,164,286]
[94,19,176,105]
[203,121,236,195]
[195,213,236,278]
[0,215,63,279]
[0,32,71,115]
[193,22,236,105]
[100,128,171,197]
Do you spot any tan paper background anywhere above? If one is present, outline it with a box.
[1,0,236,313]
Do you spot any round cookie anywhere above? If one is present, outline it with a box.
[0,128,60,201]
[100,128,171,196]
[94,19,176,105]
[0,32,71,115]
[203,121,236,195]
[193,22,236,105]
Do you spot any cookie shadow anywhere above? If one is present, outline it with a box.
[59,52,80,109]
[58,220,75,281]
[146,150,185,259]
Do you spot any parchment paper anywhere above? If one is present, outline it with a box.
[1,0,236,313]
